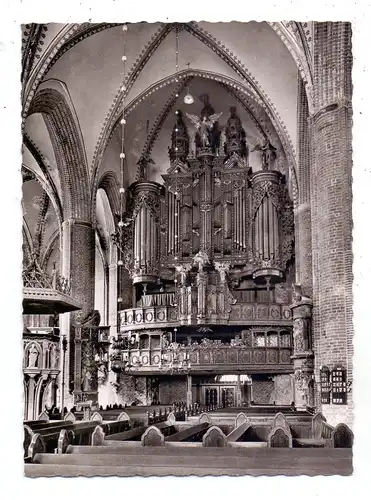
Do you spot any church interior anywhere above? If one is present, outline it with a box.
[21,21,354,476]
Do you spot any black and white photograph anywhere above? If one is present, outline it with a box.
[1,0,371,492]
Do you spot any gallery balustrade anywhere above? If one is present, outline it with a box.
[119,302,292,331]
[110,342,293,375]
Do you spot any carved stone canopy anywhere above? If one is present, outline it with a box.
[168,110,189,163]
[224,106,248,159]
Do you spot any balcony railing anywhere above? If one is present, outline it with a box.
[119,302,292,331]
[24,326,60,337]
[111,344,293,375]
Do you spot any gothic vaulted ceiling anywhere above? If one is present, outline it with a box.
[22,21,313,271]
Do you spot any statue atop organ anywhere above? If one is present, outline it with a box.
[186,94,223,156]
[168,110,189,164]
[224,106,248,159]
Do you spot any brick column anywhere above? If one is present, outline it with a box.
[295,74,313,297]
[311,22,353,426]
[60,219,95,407]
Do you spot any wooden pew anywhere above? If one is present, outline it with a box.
[226,421,251,443]
[24,419,47,426]
[26,417,133,458]
[294,412,334,448]
[26,420,65,431]
[25,447,353,477]
[105,420,173,443]
[267,415,293,448]
[332,424,353,448]
[165,423,210,442]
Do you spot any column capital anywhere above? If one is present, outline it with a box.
[290,284,312,318]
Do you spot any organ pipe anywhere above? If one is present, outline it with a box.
[251,170,283,284]
[130,181,162,284]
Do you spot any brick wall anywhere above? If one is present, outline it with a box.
[310,22,353,426]
[158,376,187,405]
[116,375,149,406]
[251,378,274,404]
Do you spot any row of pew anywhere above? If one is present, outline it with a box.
[24,410,353,477]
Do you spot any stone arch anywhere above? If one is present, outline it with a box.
[22,219,34,264]
[39,229,60,270]
[41,378,54,410]
[23,380,29,420]
[27,79,90,221]
[34,376,48,419]
[268,22,313,110]
[92,69,299,207]
[94,171,121,223]
[22,139,63,227]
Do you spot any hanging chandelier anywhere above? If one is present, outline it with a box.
[111,23,130,312]
[110,328,191,375]
[183,62,194,104]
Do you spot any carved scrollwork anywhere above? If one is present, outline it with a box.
[293,318,305,352]
[252,182,270,216]
[132,192,161,223]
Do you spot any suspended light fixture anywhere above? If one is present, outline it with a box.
[112,23,129,319]
[184,63,194,104]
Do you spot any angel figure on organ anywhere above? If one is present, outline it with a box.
[186,112,223,150]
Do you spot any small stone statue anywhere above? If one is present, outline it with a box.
[251,140,277,170]
[192,250,210,272]
[82,369,92,392]
[28,343,39,368]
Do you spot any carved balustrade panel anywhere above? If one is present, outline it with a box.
[114,344,293,374]
[119,303,292,331]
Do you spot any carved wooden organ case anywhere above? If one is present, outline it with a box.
[121,105,295,323]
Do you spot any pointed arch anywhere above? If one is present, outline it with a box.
[96,171,121,221]
[27,79,90,220]
[92,70,299,207]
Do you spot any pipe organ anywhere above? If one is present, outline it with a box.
[109,97,317,410]
[122,104,294,292]
[129,181,162,284]
[115,99,299,393]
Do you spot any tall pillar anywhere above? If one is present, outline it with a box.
[27,376,36,420]
[60,219,95,408]
[235,374,242,407]
[295,74,313,296]
[311,22,353,426]
[108,262,118,338]
[186,375,192,406]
